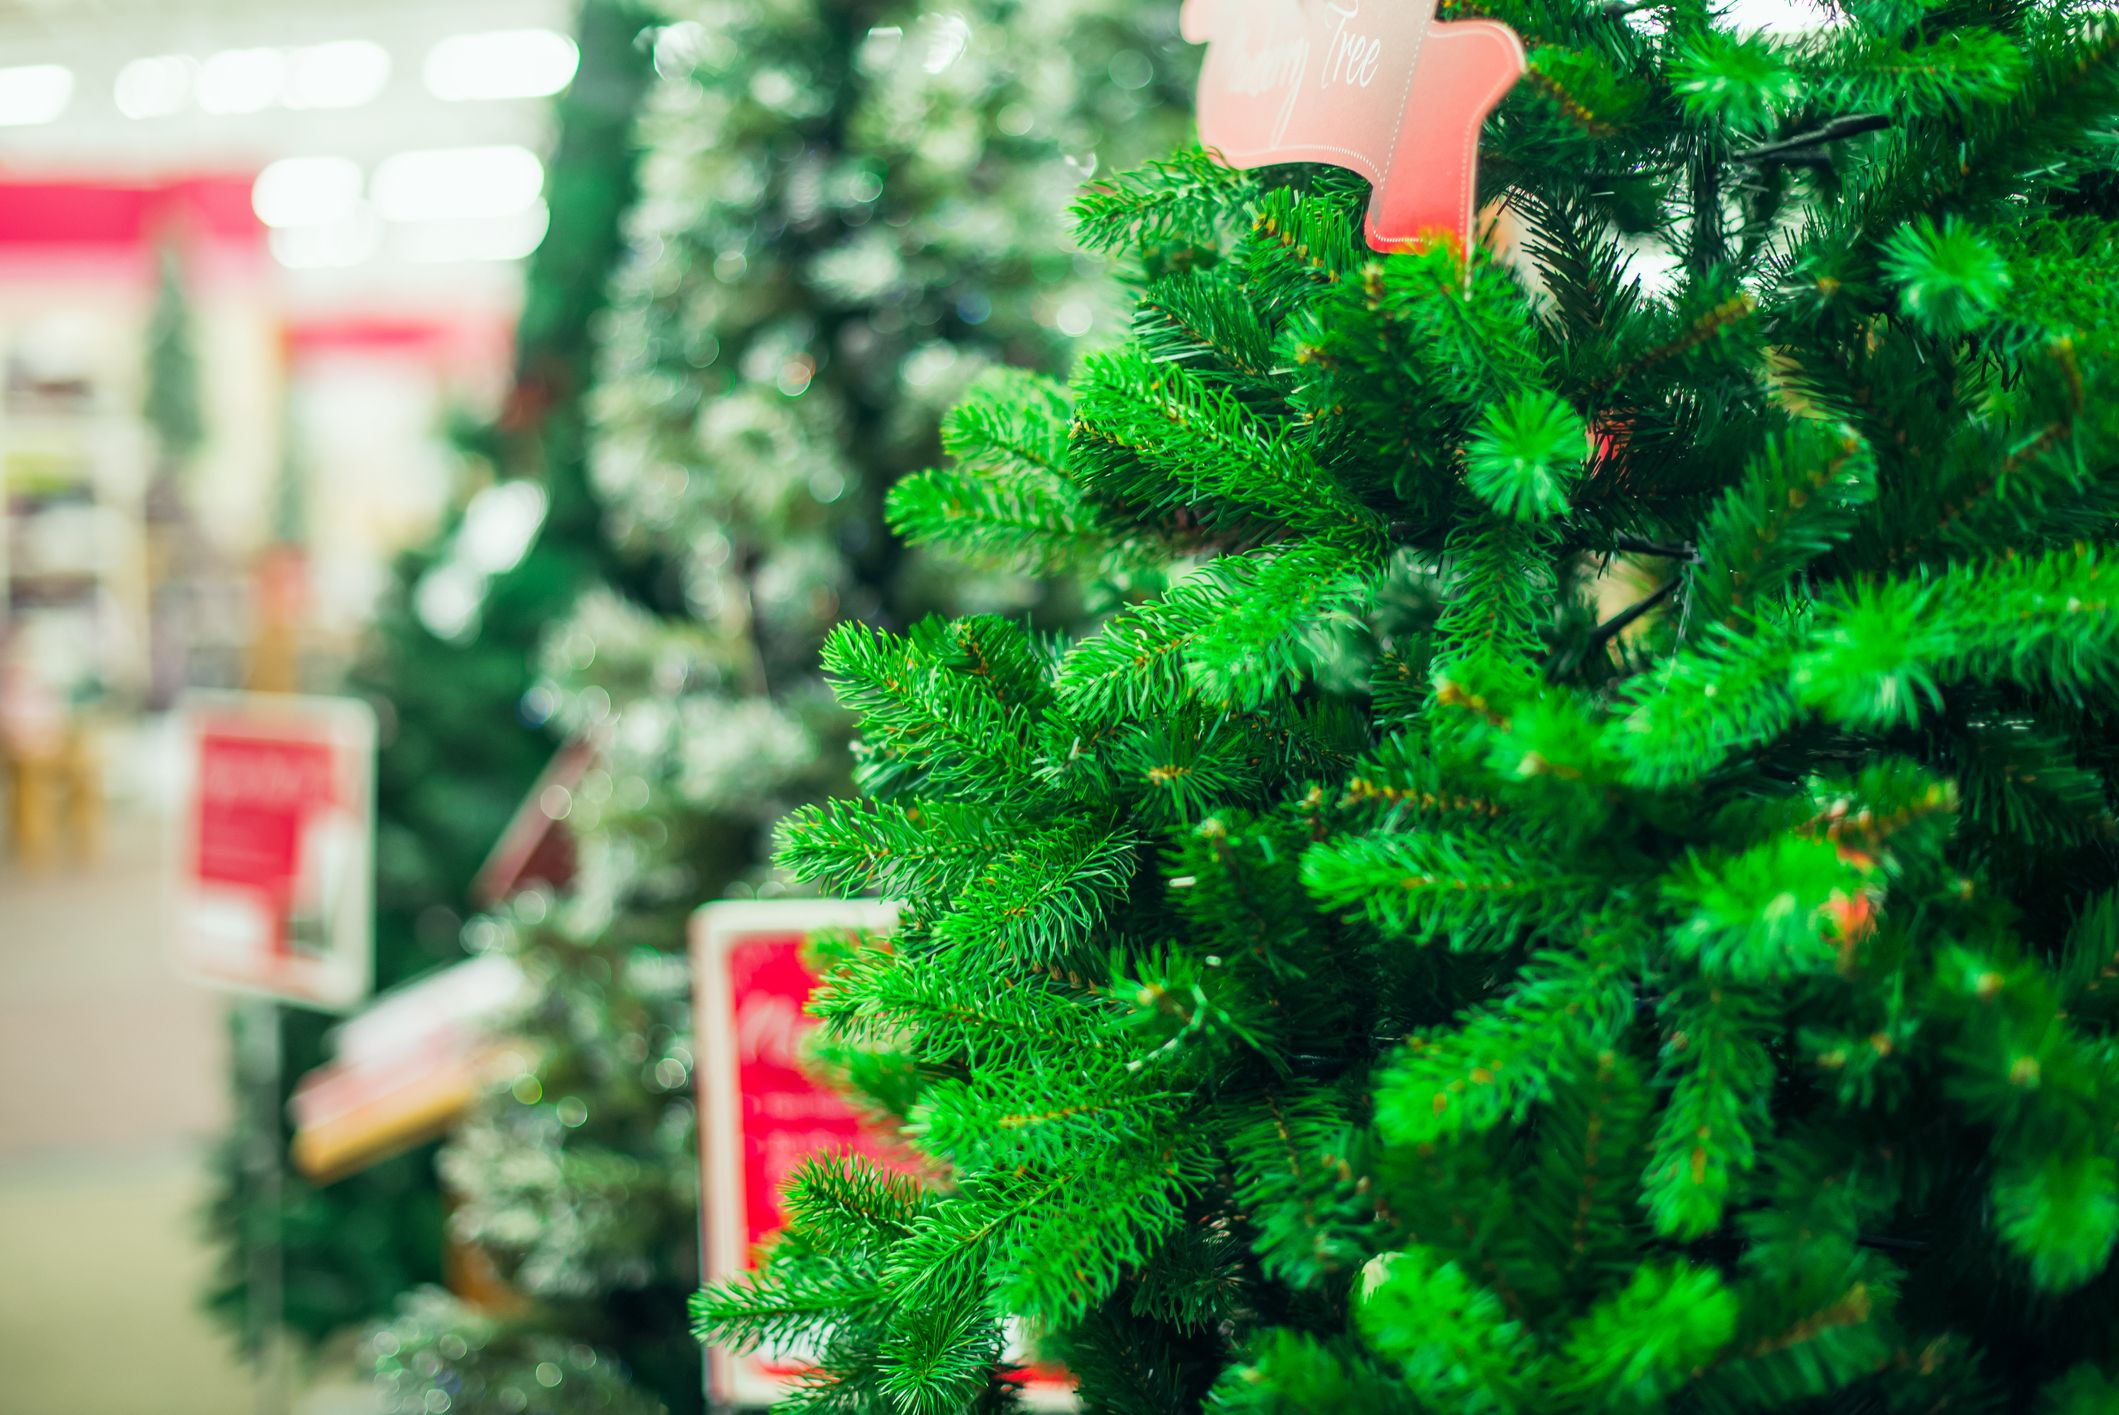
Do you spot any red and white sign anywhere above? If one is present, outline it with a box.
[173,693,375,1010]
[289,955,528,1183]
[692,900,1075,1408]
[1182,0,1525,250]
[471,737,596,907]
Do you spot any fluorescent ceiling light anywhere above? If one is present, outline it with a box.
[196,47,284,114]
[121,42,388,119]
[114,55,194,119]
[391,204,550,264]
[0,64,75,127]
[252,156,365,228]
[371,145,544,222]
[423,30,578,102]
[283,40,390,110]
[268,208,382,270]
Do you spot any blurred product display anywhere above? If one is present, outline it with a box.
[4,251,164,732]
[1,1,575,890]
[2,280,152,869]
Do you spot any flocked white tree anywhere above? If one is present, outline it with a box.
[369,3,1192,1410]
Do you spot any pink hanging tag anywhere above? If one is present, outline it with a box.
[1182,0,1526,252]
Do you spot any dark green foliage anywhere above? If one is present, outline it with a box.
[699,0,2119,1408]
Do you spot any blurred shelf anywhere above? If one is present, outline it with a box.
[0,368,152,703]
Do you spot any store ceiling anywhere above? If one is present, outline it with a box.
[0,0,580,307]
[0,0,574,177]
[0,0,534,24]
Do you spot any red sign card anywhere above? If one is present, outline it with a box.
[727,927,901,1250]
[691,899,1076,1408]
[173,693,375,1009]
[471,736,596,907]
[288,954,528,1182]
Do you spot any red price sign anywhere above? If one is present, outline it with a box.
[173,694,375,1009]
[692,900,1075,1408]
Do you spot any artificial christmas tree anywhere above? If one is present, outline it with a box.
[369,1,1191,1409]
[697,1,2119,1408]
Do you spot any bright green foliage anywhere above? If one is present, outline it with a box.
[1466,391,1587,522]
[1881,216,2012,333]
[1671,31,1799,132]
[696,0,2119,1407]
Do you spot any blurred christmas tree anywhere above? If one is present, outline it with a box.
[143,241,204,462]
[142,241,207,708]
[204,0,655,1357]
[368,1,1192,1410]
[566,0,1192,883]
[376,1288,668,1415]
[697,2,2119,1409]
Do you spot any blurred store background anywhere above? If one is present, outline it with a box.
[0,1,590,1409]
[0,0,575,718]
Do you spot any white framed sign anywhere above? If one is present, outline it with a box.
[171,692,375,1010]
[691,898,1076,1409]
[288,954,528,1183]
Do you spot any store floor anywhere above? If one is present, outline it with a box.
[0,781,374,1414]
